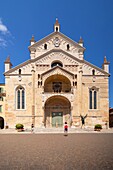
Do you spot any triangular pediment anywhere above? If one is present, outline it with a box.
[29,31,85,51]
[28,31,85,61]
[42,65,74,79]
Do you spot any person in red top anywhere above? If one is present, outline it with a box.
[64,122,68,134]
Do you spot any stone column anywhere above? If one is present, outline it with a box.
[70,106,73,127]
[42,107,45,128]
[31,66,35,126]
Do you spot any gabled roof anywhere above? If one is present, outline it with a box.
[4,59,31,75]
[28,31,85,51]
[83,60,110,76]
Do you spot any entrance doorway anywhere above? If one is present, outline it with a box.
[0,117,4,129]
[45,96,71,127]
[52,112,63,127]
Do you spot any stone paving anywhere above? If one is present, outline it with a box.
[0,133,113,170]
[0,127,113,134]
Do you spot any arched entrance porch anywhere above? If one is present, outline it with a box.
[44,74,71,93]
[0,117,4,129]
[44,96,71,127]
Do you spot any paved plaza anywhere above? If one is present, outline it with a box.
[0,133,113,170]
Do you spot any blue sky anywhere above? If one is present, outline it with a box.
[0,0,113,107]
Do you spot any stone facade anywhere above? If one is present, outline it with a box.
[1,19,110,129]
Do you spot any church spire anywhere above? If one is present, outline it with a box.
[54,18,60,32]
[30,35,36,45]
[102,56,110,73]
[4,56,12,72]
[78,36,84,47]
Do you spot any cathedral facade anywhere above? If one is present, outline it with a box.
[0,19,110,129]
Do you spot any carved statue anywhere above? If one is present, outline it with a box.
[80,114,87,128]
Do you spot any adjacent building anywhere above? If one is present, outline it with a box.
[0,84,6,129]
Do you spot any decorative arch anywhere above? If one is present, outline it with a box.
[51,60,63,68]
[0,117,4,129]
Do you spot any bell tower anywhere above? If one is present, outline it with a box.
[54,18,60,32]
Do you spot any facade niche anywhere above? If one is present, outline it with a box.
[38,74,42,80]
[38,81,42,88]
[73,81,77,86]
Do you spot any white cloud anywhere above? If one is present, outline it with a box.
[0,18,12,48]
[0,19,8,34]
[0,37,7,47]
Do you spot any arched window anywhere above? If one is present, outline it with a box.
[19,69,21,75]
[16,86,25,110]
[44,44,47,50]
[94,91,97,109]
[89,87,98,109]
[89,90,92,109]
[51,61,63,68]
[56,27,58,31]
[67,44,70,50]
[92,69,95,75]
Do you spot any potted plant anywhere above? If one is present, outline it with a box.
[16,123,24,132]
[94,124,102,131]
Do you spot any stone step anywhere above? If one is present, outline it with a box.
[33,127,78,132]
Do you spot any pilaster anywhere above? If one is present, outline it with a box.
[31,66,35,126]
[77,65,83,116]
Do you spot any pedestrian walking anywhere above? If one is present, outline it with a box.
[31,123,34,133]
[64,122,68,136]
